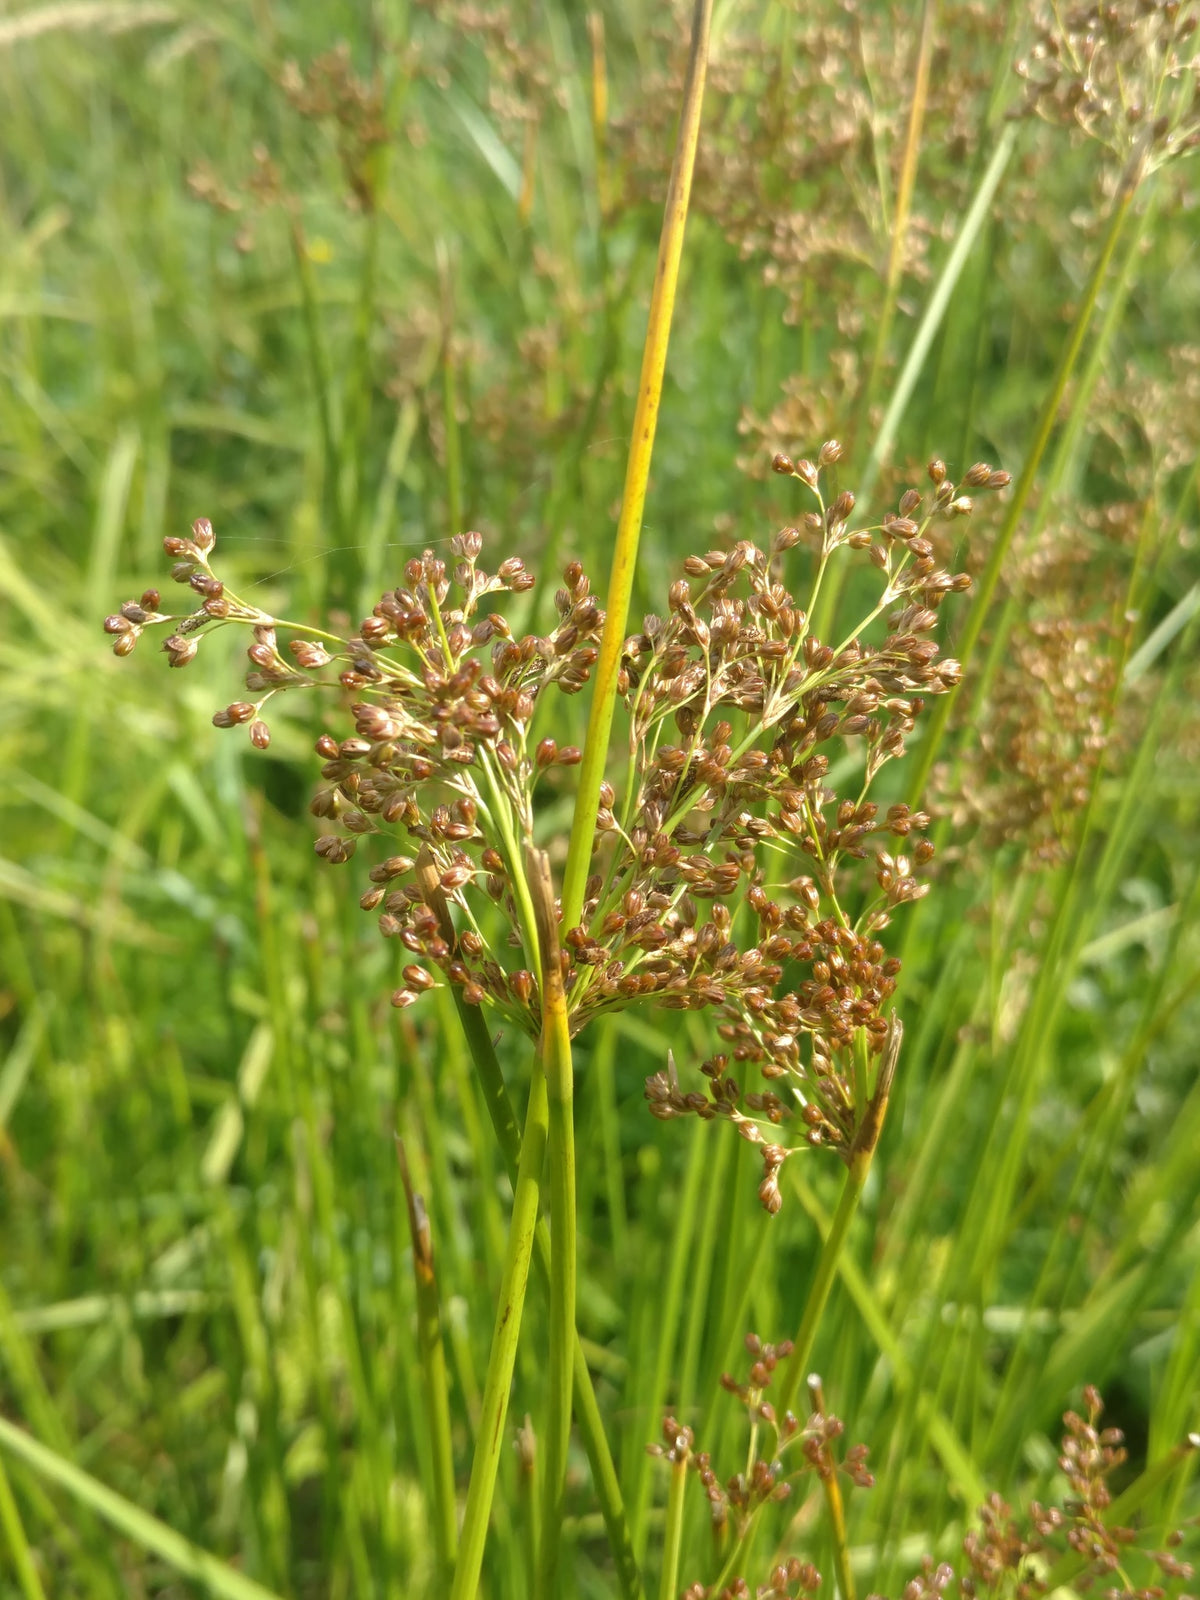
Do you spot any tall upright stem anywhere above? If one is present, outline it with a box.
[448,1065,549,1600]
[561,0,714,931]
[395,1140,456,1585]
[429,879,642,1597]
[778,1022,901,1416]
[906,183,1137,807]
[529,852,577,1600]
[858,0,936,438]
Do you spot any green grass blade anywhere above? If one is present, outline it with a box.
[0,1417,286,1600]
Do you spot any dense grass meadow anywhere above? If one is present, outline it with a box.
[3,1,1200,1596]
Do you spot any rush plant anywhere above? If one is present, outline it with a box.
[2,1,1198,1598]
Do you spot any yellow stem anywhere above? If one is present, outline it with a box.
[561,0,714,933]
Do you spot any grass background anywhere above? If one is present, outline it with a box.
[1,1,1198,1596]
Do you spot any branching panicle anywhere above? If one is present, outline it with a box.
[652,1338,870,1599]
[105,446,1010,1208]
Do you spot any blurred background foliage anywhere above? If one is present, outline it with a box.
[1,0,1198,1596]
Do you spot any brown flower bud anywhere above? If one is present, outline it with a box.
[883,516,919,539]
[315,835,356,863]
[818,439,842,467]
[510,970,534,1003]
[163,635,198,667]
[452,530,483,559]
[249,720,271,749]
[189,572,223,599]
[772,452,794,474]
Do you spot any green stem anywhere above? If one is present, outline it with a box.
[657,1449,689,1600]
[1037,1434,1199,1596]
[811,125,1016,642]
[449,1063,549,1600]
[287,215,344,560]
[516,1417,540,1600]
[561,0,714,931]
[906,178,1138,807]
[530,854,577,1600]
[777,1156,869,1417]
[0,1416,284,1600]
[454,999,643,1599]
[857,0,935,437]
[863,124,1015,510]
[708,1513,759,1597]
[395,1140,457,1585]
[0,1449,46,1600]
[438,241,465,539]
[807,1377,856,1600]
[820,1455,855,1600]
[628,1118,710,1556]
[779,1022,900,1415]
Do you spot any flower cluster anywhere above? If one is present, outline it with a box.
[650,1375,1197,1600]
[960,608,1120,864]
[104,445,1010,1206]
[630,450,1007,1199]
[880,1390,1198,1600]
[684,1561,822,1600]
[650,1335,872,1600]
[609,2,1008,326]
[1015,1,1200,182]
[277,45,389,213]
